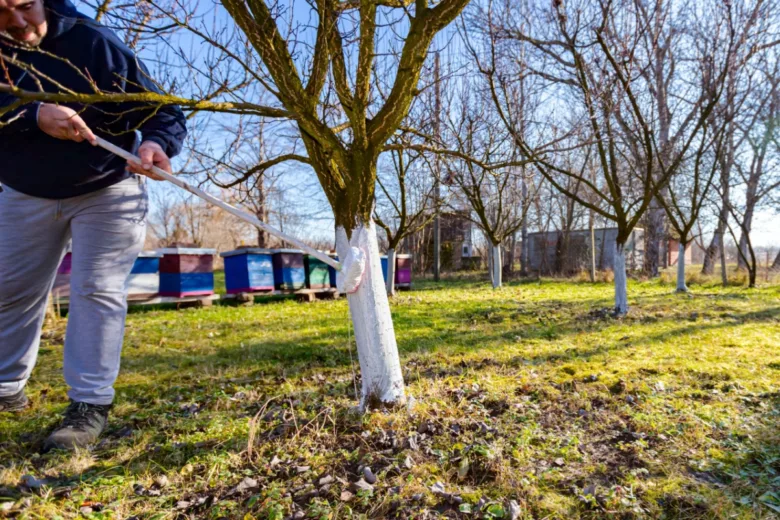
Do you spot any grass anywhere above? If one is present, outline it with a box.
[1,274,778,519]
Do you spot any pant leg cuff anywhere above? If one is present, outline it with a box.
[67,391,114,406]
[0,380,26,397]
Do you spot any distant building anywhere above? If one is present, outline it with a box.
[526,227,645,274]
[416,210,481,271]
[666,238,693,266]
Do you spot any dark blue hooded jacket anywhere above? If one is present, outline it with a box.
[0,0,187,199]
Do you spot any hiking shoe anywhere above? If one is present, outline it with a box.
[44,401,111,451]
[0,389,29,412]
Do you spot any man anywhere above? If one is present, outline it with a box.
[0,0,186,450]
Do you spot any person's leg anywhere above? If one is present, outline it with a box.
[0,186,69,400]
[63,176,147,405]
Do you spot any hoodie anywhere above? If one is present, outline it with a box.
[0,0,187,199]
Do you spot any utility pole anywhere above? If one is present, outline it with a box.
[433,51,442,281]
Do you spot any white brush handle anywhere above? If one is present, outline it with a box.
[94,136,341,270]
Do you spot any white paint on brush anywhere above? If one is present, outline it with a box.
[676,242,688,293]
[614,241,628,315]
[336,222,406,409]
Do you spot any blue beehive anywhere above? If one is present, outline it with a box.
[380,255,388,282]
[127,251,162,299]
[271,249,306,290]
[220,248,275,294]
[158,247,216,297]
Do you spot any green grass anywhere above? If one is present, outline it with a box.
[1,276,778,519]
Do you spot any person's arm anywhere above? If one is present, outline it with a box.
[92,35,187,177]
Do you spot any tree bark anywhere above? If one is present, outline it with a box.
[255,178,269,248]
[506,233,516,278]
[386,247,396,297]
[520,179,529,276]
[589,220,596,282]
[614,241,628,315]
[336,222,405,409]
[702,226,723,275]
[737,182,758,270]
[676,242,688,293]
[720,234,728,287]
[644,202,664,277]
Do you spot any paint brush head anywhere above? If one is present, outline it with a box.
[336,246,366,294]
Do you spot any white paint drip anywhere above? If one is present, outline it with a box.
[336,222,406,409]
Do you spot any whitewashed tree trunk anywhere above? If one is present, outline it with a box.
[336,222,406,409]
[676,242,688,293]
[614,242,628,315]
[386,248,396,297]
[491,243,502,289]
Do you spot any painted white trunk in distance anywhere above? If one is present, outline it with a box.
[336,222,406,408]
[614,242,628,315]
[492,244,502,289]
[676,243,688,293]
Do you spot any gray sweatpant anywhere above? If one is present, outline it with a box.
[0,176,147,405]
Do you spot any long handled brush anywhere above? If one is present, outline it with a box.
[94,136,366,293]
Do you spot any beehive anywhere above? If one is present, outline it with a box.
[304,254,331,289]
[158,247,216,297]
[271,249,305,290]
[127,251,162,300]
[220,248,275,294]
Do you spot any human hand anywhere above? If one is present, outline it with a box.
[127,140,170,180]
[37,103,97,144]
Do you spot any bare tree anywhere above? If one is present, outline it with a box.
[441,85,535,288]
[374,146,439,295]
[469,0,766,314]
[656,119,726,292]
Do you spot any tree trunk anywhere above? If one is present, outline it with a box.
[772,250,780,271]
[386,247,396,297]
[506,233,516,278]
[614,241,628,315]
[644,202,664,277]
[702,227,722,275]
[720,235,728,287]
[336,222,406,409]
[589,221,596,282]
[705,120,733,275]
[520,179,529,276]
[737,201,756,270]
[520,220,529,277]
[491,243,502,289]
[676,242,688,293]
